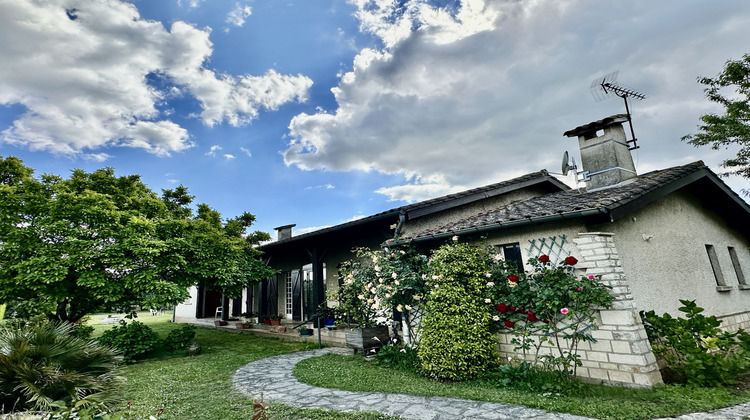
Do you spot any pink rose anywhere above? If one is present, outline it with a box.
[560,307,569,315]
[576,287,582,292]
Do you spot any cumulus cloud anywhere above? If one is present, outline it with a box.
[284,0,750,201]
[0,0,312,157]
[226,3,252,28]
[205,145,222,156]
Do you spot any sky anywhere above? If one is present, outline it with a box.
[1,0,749,239]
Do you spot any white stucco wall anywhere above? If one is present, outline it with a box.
[173,285,198,323]
[598,189,750,320]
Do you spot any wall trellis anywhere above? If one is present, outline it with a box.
[526,235,569,264]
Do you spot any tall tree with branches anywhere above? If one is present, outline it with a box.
[0,156,272,322]
[683,53,750,192]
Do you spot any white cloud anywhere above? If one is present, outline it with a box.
[304,184,336,190]
[177,0,205,9]
[205,145,222,156]
[226,3,252,28]
[0,0,311,157]
[223,154,236,160]
[81,153,111,162]
[240,147,252,157]
[285,0,750,201]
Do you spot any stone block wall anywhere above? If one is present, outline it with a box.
[498,232,663,387]
[718,310,750,333]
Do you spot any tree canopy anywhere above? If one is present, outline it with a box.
[0,156,273,322]
[682,53,750,184]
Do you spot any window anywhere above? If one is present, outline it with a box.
[705,244,730,291]
[497,242,523,273]
[728,247,747,287]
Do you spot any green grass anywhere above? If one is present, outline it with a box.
[293,353,750,420]
[90,312,395,420]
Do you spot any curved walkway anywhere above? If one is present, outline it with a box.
[232,348,750,420]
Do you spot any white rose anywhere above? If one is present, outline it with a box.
[493,315,500,321]
[486,281,495,287]
[484,298,491,303]
[452,235,459,242]
[391,272,398,279]
[394,280,400,286]
[405,305,412,310]
[413,295,421,301]
[485,273,492,278]
[397,304,404,312]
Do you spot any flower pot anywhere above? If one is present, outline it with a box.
[324,318,336,329]
[235,322,250,329]
[214,320,227,326]
[264,318,272,325]
[299,329,313,337]
[345,326,390,351]
[270,319,281,326]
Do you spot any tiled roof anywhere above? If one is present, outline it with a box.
[260,170,567,249]
[395,161,712,243]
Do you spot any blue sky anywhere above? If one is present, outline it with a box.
[1,0,749,239]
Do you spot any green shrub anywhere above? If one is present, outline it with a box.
[373,344,420,372]
[164,324,197,351]
[0,322,121,414]
[483,361,582,394]
[70,323,95,340]
[418,241,498,381]
[641,300,750,387]
[98,320,160,364]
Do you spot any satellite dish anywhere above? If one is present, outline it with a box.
[561,151,577,176]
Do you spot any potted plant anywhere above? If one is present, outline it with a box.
[269,314,283,326]
[239,312,257,326]
[298,326,313,336]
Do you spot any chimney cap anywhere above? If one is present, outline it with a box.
[274,224,296,231]
[563,114,629,138]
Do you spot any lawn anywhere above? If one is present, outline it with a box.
[89,312,394,420]
[86,312,750,419]
[293,353,750,420]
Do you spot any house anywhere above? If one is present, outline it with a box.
[174,114,750,387]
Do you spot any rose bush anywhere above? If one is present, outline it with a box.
[486,254,614,375]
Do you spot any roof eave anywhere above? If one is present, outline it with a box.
[389,208,607,247]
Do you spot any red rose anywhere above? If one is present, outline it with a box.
[504,320,515,328]
[527,313,538,322]
[538,254,550,263]
[496,303,508,313]
[508,274,519,283]
[564,256,578,266]
[508,305,516,312]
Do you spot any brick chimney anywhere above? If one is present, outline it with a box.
[563,114,637,189]
[275,224,296,241]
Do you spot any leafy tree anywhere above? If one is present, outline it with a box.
[682,53,750,185]
[0,156,273,323]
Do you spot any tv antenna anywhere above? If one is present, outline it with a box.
[590,71,646,150]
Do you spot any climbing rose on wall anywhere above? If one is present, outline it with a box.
[564,256,578,266]
[538,254,550,263]
[507,274,519,283]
